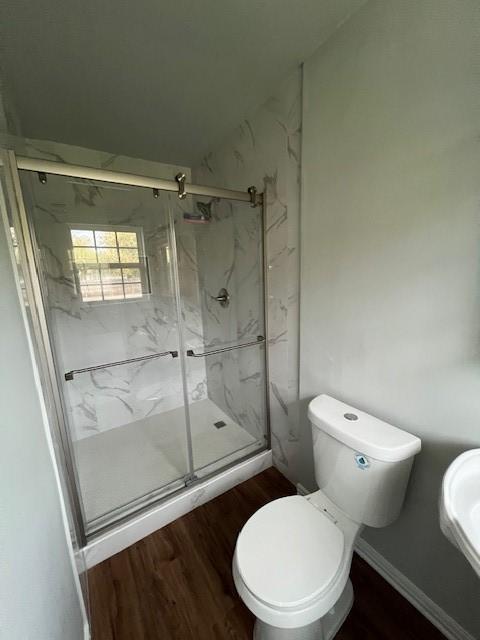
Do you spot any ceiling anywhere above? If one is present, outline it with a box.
[0,0,363,167]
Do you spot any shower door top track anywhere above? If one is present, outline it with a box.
[14,156,264,206]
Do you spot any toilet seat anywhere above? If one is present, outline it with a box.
[233,495,357,629]
[236,496,344,608]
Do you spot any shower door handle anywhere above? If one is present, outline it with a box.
[64,350,179,381]
[186,335,265,358]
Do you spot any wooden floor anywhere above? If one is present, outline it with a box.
[88,468,446,640]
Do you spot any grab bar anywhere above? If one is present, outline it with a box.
[186,335,265,358]
[64,350,178,381]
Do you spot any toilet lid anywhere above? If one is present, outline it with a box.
[235,496,344,609]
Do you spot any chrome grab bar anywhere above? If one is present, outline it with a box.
[64,350,179,381]
[186,335,265,358]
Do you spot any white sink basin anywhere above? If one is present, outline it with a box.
[440,449,480,577]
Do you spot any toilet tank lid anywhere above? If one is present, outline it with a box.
[308,395,421,462]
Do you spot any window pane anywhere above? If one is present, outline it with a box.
[71,229,94,247]
[81,284,103,301]
[119,248,139,263]
[124,282,142,299]
[95,230,116,247]
[100,268,122,284]
[117,231,138,247]
[79,268,100,284]
[70,226,149,303]
[102,284,124,300]
[73,247,97,264]
[97,247,119,263]
[122,267,141,282]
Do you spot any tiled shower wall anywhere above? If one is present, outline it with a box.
[18,140,208,441]
[193,68,302,483]
[194,197,266,442]
[15,66,303,479]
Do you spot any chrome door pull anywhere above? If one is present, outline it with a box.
[186,335,265,358]
[65,350,179,381]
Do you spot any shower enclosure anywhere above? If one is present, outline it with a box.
[1,152,269,541]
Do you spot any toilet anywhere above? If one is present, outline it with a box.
[233,394,421,640]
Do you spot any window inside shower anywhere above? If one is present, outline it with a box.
[16,170,268,538]
[69,225,150,302]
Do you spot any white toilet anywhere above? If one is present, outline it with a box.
[233,394,421,640]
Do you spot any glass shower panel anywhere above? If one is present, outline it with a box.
[173,195,267,478]
[19,171,191,532]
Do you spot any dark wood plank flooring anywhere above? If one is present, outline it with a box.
[88,467,446,639]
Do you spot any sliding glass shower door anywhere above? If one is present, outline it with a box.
[17,168,267,536]
[19,171,192,532]
[173,196,267,479]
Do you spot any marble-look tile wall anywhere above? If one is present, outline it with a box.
[192,197,267,442]
[18,141,207,441]
[193,68,302,483]
[16,80,303,478]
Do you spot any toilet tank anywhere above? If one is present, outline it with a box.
[309,395,421,528]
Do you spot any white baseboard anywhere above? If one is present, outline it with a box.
[84,450,272,569]
[355,538,474,640]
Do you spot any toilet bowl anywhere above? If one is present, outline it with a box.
[233,395,421,639]
[233,492,360,639]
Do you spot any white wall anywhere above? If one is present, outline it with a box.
[300,0,480,636]
[0,187,85,638]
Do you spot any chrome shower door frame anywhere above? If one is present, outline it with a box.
[1,149,270,544]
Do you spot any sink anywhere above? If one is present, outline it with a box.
[440,449,480,577]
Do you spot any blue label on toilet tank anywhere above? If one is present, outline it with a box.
[355,453,370,469]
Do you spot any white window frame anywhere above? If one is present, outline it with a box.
[68,223,151,304]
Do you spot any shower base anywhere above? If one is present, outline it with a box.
[74,398,259,525]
